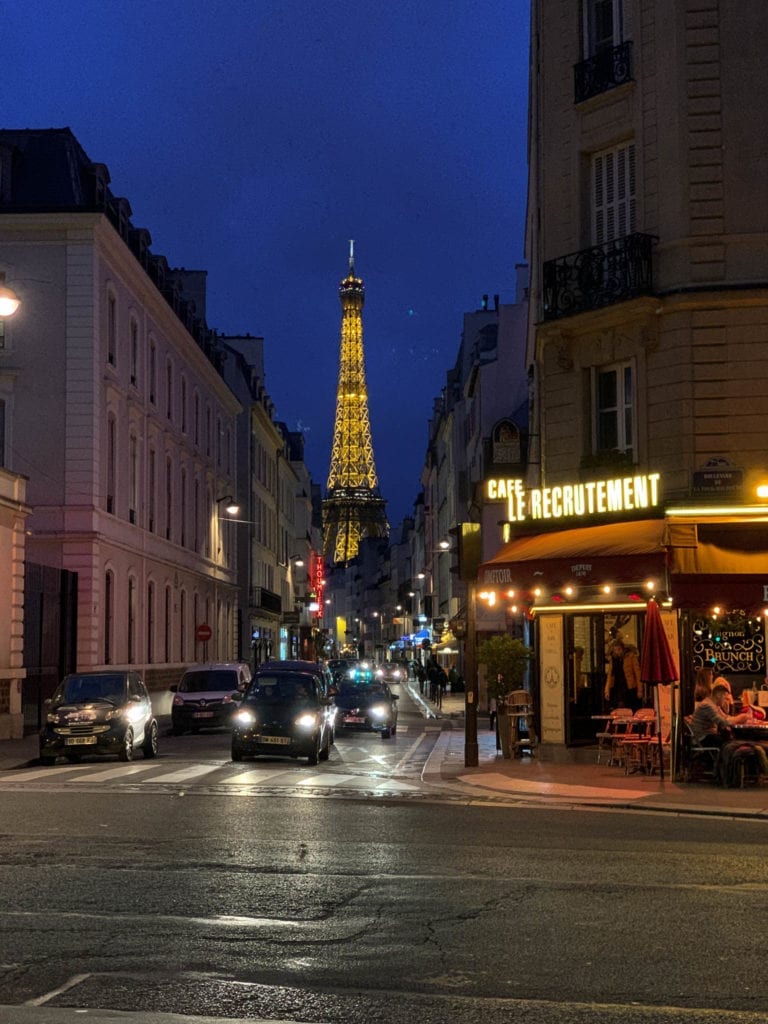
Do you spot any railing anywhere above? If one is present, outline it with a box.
[574,40,633,104]
[249,587,282,615]
[542,232,655,321]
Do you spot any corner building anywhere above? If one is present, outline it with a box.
[481,3,768,757]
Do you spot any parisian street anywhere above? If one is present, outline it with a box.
[1,687,768,1024]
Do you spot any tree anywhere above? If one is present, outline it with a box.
[478,634,532,702]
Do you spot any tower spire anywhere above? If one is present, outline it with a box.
[322,245,389,565]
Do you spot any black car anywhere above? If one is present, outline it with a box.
[39,670,159,765]
[334,681,399,739]
[231,670,333,765]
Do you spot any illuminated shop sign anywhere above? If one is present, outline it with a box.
[485,472,662,523]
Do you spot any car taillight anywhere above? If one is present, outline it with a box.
[172,695,184,707]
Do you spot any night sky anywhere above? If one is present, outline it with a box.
[6,0,530,527]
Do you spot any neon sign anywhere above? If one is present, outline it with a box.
[485,472,662,523]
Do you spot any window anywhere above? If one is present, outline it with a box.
[129,433,138,524]
[148,448,156,533]
[104,570,114,664]
[149,340,157,404]
[106,414,116,514]
[180,376,187,433]
[584,0,622,57]
[147,581,155,663]
[164,586,172,663]
[130,318,139,386]
[194,479,200,552]
[166,360,173,420]
[165,458,173,541]
[592,141,635,245]
[180,467,187,547]
[128,576,137,663]
[194,392,200,446]
[179,589,186,662]
[107,292,116,366]
[593,362,634,456]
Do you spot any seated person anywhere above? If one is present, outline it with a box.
[691,680,751,748]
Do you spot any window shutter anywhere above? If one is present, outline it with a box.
[592,141,635,245]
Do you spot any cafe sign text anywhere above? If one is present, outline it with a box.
[485,472,662,524]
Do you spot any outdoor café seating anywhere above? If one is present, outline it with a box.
[616,708,658,774]
[594,708,633,765]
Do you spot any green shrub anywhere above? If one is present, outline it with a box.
[478,634,533,702]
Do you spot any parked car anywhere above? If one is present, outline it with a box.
[334,681,399,739]
[39,670,159,765]
[231,668,334,764]
[170,662,252,735]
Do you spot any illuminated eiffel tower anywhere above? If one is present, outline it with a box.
[322,241,389,565]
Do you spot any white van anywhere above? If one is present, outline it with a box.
[170,662,252,735]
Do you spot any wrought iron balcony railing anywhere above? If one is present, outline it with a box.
[542,232,655,322]
[249,586,282,615]
[574,40,633,103]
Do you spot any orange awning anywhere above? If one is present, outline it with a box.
[478,519,669,589]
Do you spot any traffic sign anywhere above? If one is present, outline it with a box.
[195,623,212,643]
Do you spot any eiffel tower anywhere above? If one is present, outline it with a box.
[322,242,389,565]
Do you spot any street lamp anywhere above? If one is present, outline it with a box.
[0,274,21,318]
[215,494,240,516]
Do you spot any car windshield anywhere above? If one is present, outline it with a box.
[247,674,318,702]
[179,670,238,693]
[338,683,387,700]
[55,674,126,704]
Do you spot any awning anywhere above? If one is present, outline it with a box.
[670,574,768,614]
[478,519,669,589]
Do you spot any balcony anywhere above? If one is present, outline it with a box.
[249,587,282,615]
[542,233,655,322]
[574,41,633,104]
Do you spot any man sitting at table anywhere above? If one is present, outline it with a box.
[692,681,751,748]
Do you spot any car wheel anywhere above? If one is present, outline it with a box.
[65,753,81,763]
[319,735,330,761]
[307,738,320,766]
[142,720,159,759]
[231,740,244,762]
[329,727,336,746]
[381,726,391,739]
[39,756,56,766]
[119,727,134,762]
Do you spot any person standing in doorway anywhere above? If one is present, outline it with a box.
[604,640,643,710]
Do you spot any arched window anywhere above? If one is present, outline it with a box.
[104,569,114,664]
[180,467,187,547]
[106,414,117,515]
[147,581,155,663]
[179,589,186,662]
[164,585,172,663]
[127,575,137,663]
[107,291,117,366]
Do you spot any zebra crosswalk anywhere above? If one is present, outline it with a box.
[0,758,423,796]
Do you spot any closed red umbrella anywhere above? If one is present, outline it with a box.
[640,598,679,780]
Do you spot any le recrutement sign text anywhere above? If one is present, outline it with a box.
[485,472,663,524]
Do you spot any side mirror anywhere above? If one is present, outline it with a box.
[169,684,178,693]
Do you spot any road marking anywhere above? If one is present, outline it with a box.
[7,763,103,782]
[297,774,358,787]
[71,762,159,782]
[145,764,224,784]
[395,730,427,772]
[457,773,650,801]
[222,768,293,785]
[24,973,91,1006]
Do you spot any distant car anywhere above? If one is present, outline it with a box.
[231,669,334,765]
[334,681,399,739]
[39,670,159,765]
[376,662,406,684]
[170,662,252,735]
[328,658,361,684]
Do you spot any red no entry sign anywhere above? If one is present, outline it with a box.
[195,623,212,643]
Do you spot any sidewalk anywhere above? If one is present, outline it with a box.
[405,679,768,819]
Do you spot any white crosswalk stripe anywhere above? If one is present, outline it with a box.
[297,774,358,787]
[143,763,226,784]
[72,762,159,783]
[222,768,294,786]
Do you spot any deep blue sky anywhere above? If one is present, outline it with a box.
[7,0,530,527]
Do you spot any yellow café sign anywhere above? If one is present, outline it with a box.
[486,472,662,524]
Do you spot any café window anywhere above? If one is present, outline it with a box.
[592,361,634,457]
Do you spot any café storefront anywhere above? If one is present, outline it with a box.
[477,473,768,760]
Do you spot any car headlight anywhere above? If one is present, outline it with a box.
[46,711,62,724]
[369,704,388,718]
[295,712,318,729]
[105,707,124,721]
[234,709,256,727]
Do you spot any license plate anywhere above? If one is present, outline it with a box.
[346,716,365,723]
[193,711,215,718]
[65,736,97,746]
[257,735,291,745]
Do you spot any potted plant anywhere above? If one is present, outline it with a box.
[477,634,533,758]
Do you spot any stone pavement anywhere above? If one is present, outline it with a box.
[405,679,768,820]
